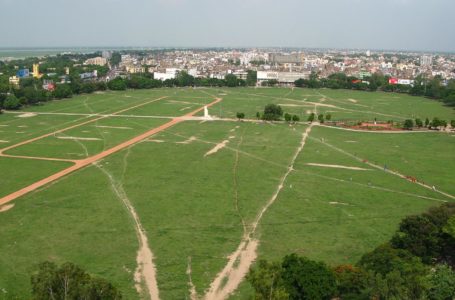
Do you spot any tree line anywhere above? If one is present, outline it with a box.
[0,71,258,111]
[294,72,455,108]
[248,203,455,300]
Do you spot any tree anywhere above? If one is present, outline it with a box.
[358,244,429,299]
[451,120,455,128]
[3,94,21,110]
[53,84,73,99]
[403,119,414,130]
[225,74,239,87]
[415,118,423,128]
[247,260,289,300]
[292,115,300,123]
[256,112,261,119]
[246,70,257,86]
[333,264,370,299]
[284,113,292,122]
[176,71,195,87]
[391,215,440,263]
[318,114,324,123]
[263,104,283,121]
[325,113,332,121]
[425,117,430,127]
[281,254,337,300]
[427,264,455,300]
[110,52,121,66]
[307,113,315,123]
[107,77,127,91]
[294,78,305,88]
[444,216,455,239]
[430,117,446,129]
[31,261,122,299]
[236,112,245,120]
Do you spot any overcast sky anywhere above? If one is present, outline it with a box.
[0,0,453,52]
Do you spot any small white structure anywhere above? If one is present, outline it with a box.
[203,106,213,120]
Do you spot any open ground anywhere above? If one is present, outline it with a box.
[0,87,454,299]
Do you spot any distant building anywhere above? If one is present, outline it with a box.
[153,68,180,81]
[232,71,248,80]
[153,72,175,81]
[125,65,145,74]
[421,55,433,67]
[80,70,98,80]
[32,64,42,79]
[16,69,30,78]
[43,80,55,91]
[269,53,304,64]
[84,57,107,66]
[9,76,20,87]
[102,50,112,59]
[358,71,372,79]
[257,71,310,84]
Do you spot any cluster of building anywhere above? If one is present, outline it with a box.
[106,49,454,85]
[5,48,455,88]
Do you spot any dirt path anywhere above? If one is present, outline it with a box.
[0,153,76,163]
[0,96,168,155]
[187,257,198,300]
[317,124,447,134]
[4,110,174,120]
[0,98,222,207]
[95,159,159,300]
[204,125,313,300]
[312,137,455,200]
[305,163,371,171]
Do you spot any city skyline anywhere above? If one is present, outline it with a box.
[0,0,454,52]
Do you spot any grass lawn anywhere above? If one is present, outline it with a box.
[0,87,453,299]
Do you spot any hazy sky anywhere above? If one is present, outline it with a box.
[0,0,454,52]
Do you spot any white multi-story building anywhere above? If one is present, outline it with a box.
[421,55,433,67]
[257,71,310,83]
[153,69,181,81]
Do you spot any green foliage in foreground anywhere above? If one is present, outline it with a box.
[31,261,122,300]
[248,254,336,300]
[248,203,455,300]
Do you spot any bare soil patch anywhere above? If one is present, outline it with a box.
[306,163,371,171]
[0,204,14,213]
[56,136,102,141]
[17,113,37,118]
[94,125,132,130]
[204,140,229,157]
[177,136,197,144]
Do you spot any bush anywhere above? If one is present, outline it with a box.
[284,113,292,122]
[107,77,127,91]
[3,94,21,110]
[415,118,423,128]
[307,113,315,122]
[292,115,300,122]
[262,104,283,121]
[403,119,414,130]
[31,261,122,299]
[236,112,245,120]
[247,254,337,300]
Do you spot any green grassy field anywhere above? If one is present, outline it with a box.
[0,87,453,299]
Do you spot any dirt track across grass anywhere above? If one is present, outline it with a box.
[0,98,222,207]
[204,124,313,300]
